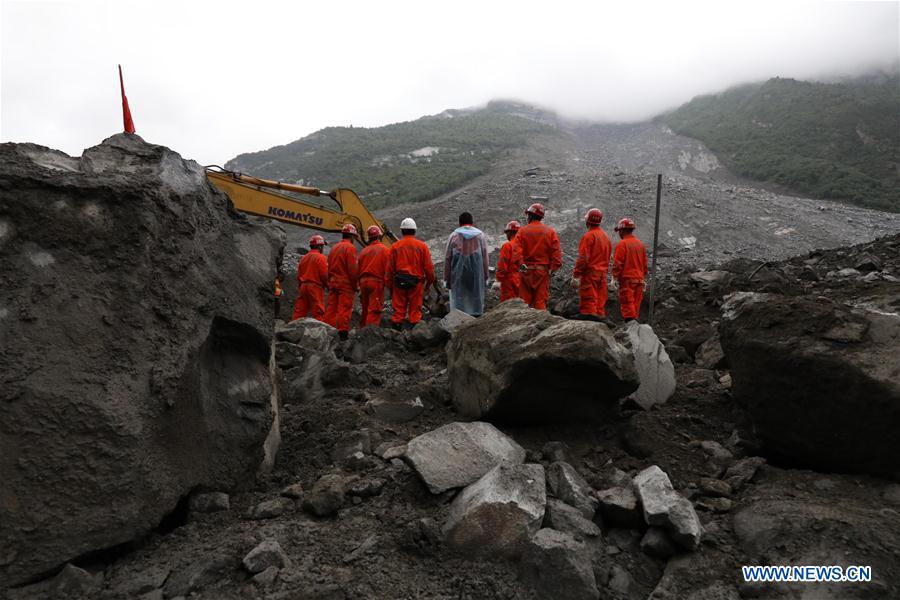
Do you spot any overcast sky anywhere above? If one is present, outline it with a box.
[2,0,898,165]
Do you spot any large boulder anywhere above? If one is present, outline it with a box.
[447,299,639,423]
[0,135,282,586]
[443,463,546,558]
[720,292,900,478]
[623,321,676,409]
[405,421,526,494]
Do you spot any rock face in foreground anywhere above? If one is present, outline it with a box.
[720,292,900,479]
[0,135,282,586]
[447,299,638,423]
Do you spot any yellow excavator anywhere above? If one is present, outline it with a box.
[205,167,397,247]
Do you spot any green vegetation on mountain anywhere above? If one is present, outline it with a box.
[662,73,900,211]
[225,102,557,209]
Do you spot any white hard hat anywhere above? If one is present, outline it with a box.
[400,217,417,230]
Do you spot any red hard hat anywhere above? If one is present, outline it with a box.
[504,220,521,233]
[585,208,603,225]
[309,234,327,247]
[614,217,636,231]
[341,223,358,236]
[525,203,545,218]
[366,225,382,239]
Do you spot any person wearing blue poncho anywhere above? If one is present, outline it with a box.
[444,212,489,317]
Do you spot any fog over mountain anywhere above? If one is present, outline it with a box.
[2,0,898,165]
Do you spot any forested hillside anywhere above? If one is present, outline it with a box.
[662,73,900,211]
[225,102,558,209]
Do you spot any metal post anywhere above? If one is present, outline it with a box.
[648,174,662,327]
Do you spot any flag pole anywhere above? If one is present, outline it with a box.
[648,174,662,327]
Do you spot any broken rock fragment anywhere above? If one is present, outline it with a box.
[633,465,702,550]
[519,529,598,600]
[405,421,525,494]
[623,321,677,410]
[242,539,291,574]
[547,461,598,519]
[443,463,546,558]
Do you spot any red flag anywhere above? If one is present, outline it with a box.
[118,64,136,134]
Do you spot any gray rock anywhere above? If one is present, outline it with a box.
[520,529,598,600]
[280,482,304,499]
[330,430,374,464]
[624,321,677,410]
[447,299,638,422]
[723,456,766,491]
[720,292,900,478]
[633,465,702,550]
[247,498,286,520]
[346,477,386,498]
[547,461,597,518]
[276,318,337,351]
[439,308,476,334]
[695,497,734,512]
[375,443,406,461]
[544,498,602,540]
[541,441,569,463]
[302,474,346,517]
[405,421,526,494]
[699,440,734,462]
[695,333,726,369]
[164,555,231,597]
[443,463,546,558]
[699,478,732,498]
[641,527,677,559]
[366,396,425,423]
[595,486,644,528]
[242,539,291,574]
[608,564,633,596]
[189,492,230,513]
[252,566,279,586]
[0,136,282,586]
[407,320,449,349]
[690,270,732,291]
[342,535,379,564]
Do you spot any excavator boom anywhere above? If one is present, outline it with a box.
[206,168,397,246]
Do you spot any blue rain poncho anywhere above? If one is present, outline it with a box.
[444,225,489,316]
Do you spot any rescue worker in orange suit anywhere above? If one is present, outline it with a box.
[387,217,435,329]
[612,217,648,322]
[571,208,612,319]
[292,235,329,322]
[325,223,359,340]
[495,220,523,302]
[274,271,285,319]
[516,203,561,310]
[357,225,390,328]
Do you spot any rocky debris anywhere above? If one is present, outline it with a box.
[720,292,900,478]
[407,319,449,349]
[647,551,739,600]
[633,465,702,550]
[695,497,734,512]
[346,477,386,499]
[9,563,103,598]
[439,308,476,333]
[252,565,279,587]
[276,318,337,351]
[405,421,526,494]
[722,457,766,491]
[884,484,900,506]
[608,564,634,596]
[623,321,677,410]
[374,442,407,461]
[698,440,734,463]
[366,395,425,423]
[343,534,380,564]
[694,332,726,369]
[443,463,546,558]
[640,527,677,559]
[302,474,348,517]
[595,486,644,528]
[242,539,291,574]
[397,517,442,557]
[699,478,732,498]
[164,555,231,597]
[0,135,282,586]
[519,529,598,600]
[280,482,304,499]
[447,299,638,422]
[541,441,570,463]
[547,461,598,518]
[690,270,733,292]
[247,498,286,520]
[544,498,602,540]
[189,491,230,513]
[278,320,350,403]
[330,429,374,465]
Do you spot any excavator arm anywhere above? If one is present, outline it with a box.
[205,167,397,246]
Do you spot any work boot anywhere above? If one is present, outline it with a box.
[339,330,349,341]
[391,322,402,331]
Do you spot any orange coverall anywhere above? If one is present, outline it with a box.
[292,250,328,321]
[496,238,523,302]
[357,240,390,327]
[324,239,358,332]
[612,233,648,321]
[516,221,562,310]
[574,226,612,316]
[387,235,436,325]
